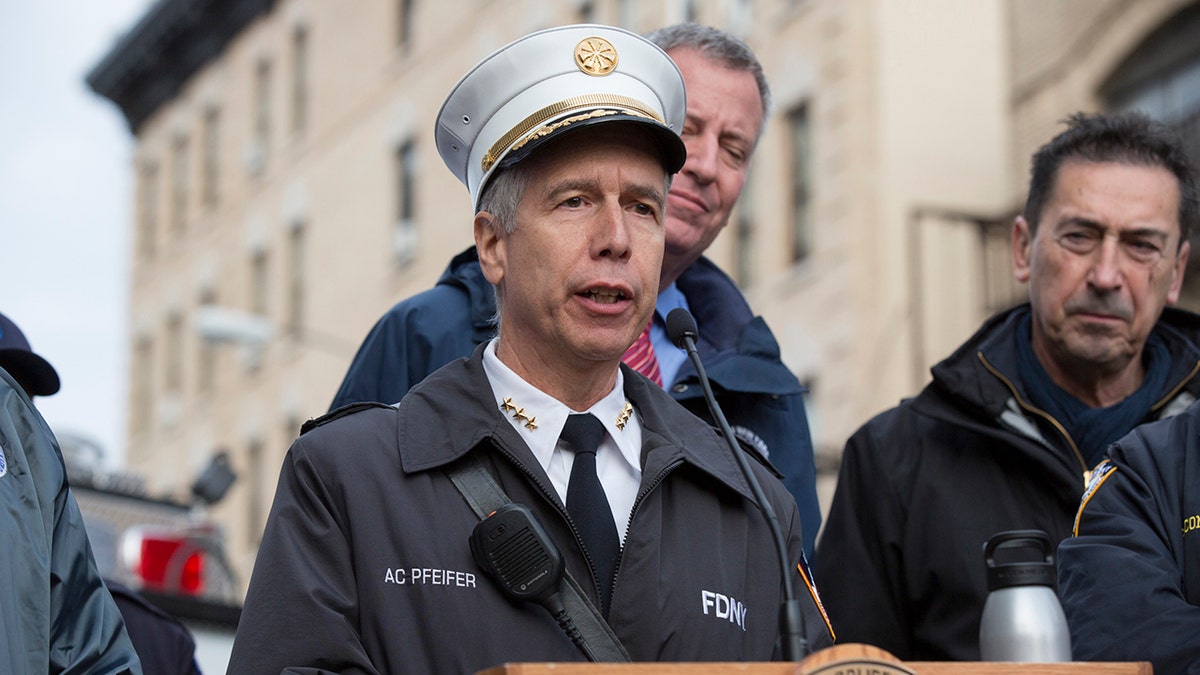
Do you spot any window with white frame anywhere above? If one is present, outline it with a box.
[787,102,813,265]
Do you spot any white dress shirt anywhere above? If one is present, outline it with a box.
[482,339,643,543]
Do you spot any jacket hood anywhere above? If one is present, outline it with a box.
[674,257,805,396]
[438,246,498,341]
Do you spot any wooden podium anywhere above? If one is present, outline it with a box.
[479,665,1150,675]
[477,644,1152,675]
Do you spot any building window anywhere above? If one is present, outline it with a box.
[246,438,264,547]
[197,289,217,395]
[202,108,219,207]
[1102,2,1200,285]
[787,103,813,265]
[1109,55,1200,155]
[683,0,698,23]
[1103,3,1200,178]
[137,161,159,259]
[291,26,309,135]
[250,250,270,317]
[284,414,301,448]
[393,138,418,266]
[397,0,414,48]
[286,224,305,337]
[576,1,595,22]
[733,170,756,288]
[618,0,637,27]
[253,58,272,166]
[133,336,154,433]
[165,312,184,394]
[170,134,189,236]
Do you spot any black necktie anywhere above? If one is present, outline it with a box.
[560,413,620,616]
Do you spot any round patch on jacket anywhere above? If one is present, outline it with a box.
[0,441,7,478]
[732,425,769,460]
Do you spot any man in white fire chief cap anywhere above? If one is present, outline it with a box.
[228,23,834,674]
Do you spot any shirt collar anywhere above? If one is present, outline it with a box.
[655,282,688,321]
[481,339,642,474]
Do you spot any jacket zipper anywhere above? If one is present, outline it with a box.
[485,434,688,611]
[1150,359,1200,412]
[488,440,609,606]
[977,351,1089,478]
[979,353,1200,483]
[614,456,684,581]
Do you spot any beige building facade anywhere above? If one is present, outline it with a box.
[89,0,1200,593]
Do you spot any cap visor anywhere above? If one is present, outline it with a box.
[0,350,60,396]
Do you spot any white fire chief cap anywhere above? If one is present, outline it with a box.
[436,23,688,211]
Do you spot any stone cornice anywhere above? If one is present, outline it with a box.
[87,0,277,134]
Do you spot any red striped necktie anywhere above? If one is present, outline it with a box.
[622,322,663,387]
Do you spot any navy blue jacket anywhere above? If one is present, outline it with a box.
[1058,399,1200,673]
[106,580,200,675]
[331,247,822,555]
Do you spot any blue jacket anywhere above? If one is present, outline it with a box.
[0,368,142,675]
[1058,399,1200,673]
[331,247,822,556]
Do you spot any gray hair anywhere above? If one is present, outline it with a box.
[476,165,530,320]
[477,164,532,235]
[646,23,772,132]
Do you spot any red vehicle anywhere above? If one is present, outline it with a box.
[61,432,241,673]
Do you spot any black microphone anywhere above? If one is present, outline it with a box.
[665,308,809,661]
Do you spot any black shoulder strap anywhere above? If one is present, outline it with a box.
[445,455,631,663]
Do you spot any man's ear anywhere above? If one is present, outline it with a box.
[1167,238,1191,305]
[1012,215,1034,284]
[475,211,506,286]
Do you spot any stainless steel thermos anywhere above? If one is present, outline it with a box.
[979,529,1072,662]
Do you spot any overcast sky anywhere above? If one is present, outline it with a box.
[0,1,153,466]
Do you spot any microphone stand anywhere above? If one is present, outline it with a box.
[666,308,809,661]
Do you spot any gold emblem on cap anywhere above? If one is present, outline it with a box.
[575,37,618,76]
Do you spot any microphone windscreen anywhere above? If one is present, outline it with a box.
[666,308,698,349]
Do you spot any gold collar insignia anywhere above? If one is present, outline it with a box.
[616,402,633,430]
[500,396,538,431]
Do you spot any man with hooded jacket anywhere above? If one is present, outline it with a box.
[814,111,1200,660]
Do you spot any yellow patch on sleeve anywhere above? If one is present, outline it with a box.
[1073,459,1118,536]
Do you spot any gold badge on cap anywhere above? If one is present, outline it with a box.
[575,36,618,76]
